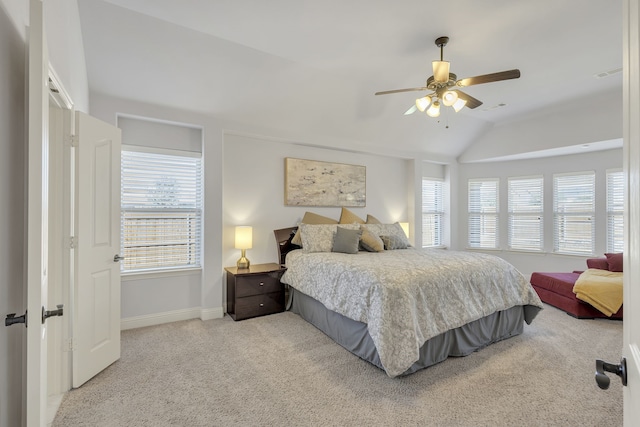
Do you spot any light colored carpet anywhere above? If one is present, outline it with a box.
[53,304,623,426]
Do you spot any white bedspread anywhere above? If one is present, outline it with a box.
[281,248,543,377]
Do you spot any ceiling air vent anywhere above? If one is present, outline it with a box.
[594,68,622,79]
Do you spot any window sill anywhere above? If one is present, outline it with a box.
[121,267,202,282]
[465,247,502,252]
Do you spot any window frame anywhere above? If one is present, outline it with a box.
[120,145,203,275]
[468,178,500,250]
[507,175,544,252]
[552,171,595,256]
[606,168,624,253]
[421,177,444,248]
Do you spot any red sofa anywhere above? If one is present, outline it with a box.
[530,256,623,319]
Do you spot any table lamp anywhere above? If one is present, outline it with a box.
[235,226,252,269]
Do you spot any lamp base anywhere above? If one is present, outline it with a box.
[237,249,250,269]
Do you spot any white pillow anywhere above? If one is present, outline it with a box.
[299,223,359,253]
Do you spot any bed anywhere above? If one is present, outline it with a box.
[275,225,544,378]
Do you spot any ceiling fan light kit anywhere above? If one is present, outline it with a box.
[375,36,521,119]
[415,95,431,112]
[452,98,467,112]
[432,61,450,83]
[426,101,441,118]
[442,90,459,106]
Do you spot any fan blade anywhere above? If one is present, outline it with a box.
[375,87,428,95]
[404,105,418,115]
[456,90,483,109]
[456,69,520,87]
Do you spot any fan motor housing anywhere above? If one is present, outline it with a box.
[427,73,457,91]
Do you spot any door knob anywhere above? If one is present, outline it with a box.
[595,358,627,389]
[113,254,125,262]
[5,311,27,327]
[42,304,63,324]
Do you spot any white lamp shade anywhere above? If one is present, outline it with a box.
[432,61,450,83]
[426,101,441,117]
[415,95,432,112]
[442,90,459,107]
[235,226,253,249]
[452,98,467,112]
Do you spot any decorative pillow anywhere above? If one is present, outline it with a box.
[605,252,623,272]
[299,223,359,253]
[359,227,384,252]
[332,227,363,254]
[291,212,338,246]
[361,222,411,248]
[339,207,365,224]
[366,214,382,224]
[380,234,409,250]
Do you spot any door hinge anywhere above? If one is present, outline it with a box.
[66,338,74,352]
[67,135,78,147]
[69,236,76,249]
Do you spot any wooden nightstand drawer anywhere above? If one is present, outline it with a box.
[233,292,284,321]
[225,263,286,321]
[235,274,282,297]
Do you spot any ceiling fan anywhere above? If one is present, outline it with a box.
[375,36,521,118]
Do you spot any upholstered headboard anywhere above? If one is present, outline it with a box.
[273,226,300,266]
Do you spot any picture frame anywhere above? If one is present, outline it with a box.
[284,158,366,207]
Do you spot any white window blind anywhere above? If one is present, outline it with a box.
[468,179,499,249]
[508,176,543,251]
[607,169,624,253]
[553,172,595,255]
[121,148,203,272]
[422,178,443,247]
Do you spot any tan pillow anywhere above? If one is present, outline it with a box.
[339,207,365,224]
[291,212,338,246]
[366,214,382,224]
[359,227,384,252]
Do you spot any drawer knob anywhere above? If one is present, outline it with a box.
[259,282,264,286]
[259,303,264,307]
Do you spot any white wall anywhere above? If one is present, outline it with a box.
[2,0,90,112]
[222,133,411,268]
[0,3,26,425]
[457,148,623,277]
[43,0,89,112]
[90,93,224,325]
[459,89,622,163]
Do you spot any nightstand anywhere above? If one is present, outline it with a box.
[225,263,286,321]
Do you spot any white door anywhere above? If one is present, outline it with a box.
[623,0,640,422]
[72,111,122,388]
[25,0,49,424]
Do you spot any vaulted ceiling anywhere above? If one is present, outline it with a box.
[77,0,622,159]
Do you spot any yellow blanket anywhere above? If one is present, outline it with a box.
[573,268,623,316]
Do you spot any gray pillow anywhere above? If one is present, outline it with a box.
[380,234,409,250]
[332,227,363,254]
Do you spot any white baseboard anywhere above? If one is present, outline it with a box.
[47,393,64,427]
[121,306,223,330]
[200,306,224,321]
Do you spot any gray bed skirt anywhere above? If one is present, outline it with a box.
[289,288,529,376]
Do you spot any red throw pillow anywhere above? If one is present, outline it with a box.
[605,252,623,272]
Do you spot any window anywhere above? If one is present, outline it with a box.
[553,172,595,255]
[607,169,624,253]
[468,179,499,249]
[508,176,543,251]
[121,147,203,272]
[422,178,444,247]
